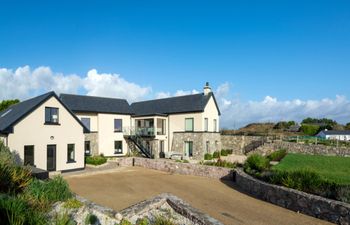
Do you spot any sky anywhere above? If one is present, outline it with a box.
[0,0,350,128]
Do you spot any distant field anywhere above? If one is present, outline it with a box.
[273,153,350,185]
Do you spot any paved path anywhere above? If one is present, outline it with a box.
[65,167,332,225]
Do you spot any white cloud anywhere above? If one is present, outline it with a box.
[156,92,171,99]
[0,66,151,102]
[175,89,199,96]
[83,69,151,102]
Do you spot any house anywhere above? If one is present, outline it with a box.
[129,82,221,159]
[316,130,350,141]
[59,94,132,157]
[0,92,87,172]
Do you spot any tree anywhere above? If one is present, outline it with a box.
[345,123,350,130]
[0,99,20,112]
[273,121,296,130]
[300,124,320,136]
[301,117,337,128]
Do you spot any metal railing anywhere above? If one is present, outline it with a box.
[123,126,155,136]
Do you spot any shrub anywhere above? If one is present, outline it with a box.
[0,163,32,194]
[153,215,175,225]
[54,211,76,225]
[63,198,83,209]
[26,176,72,203]
[0,194,47,225]
[267,149,287,161]
[85,213,98,225]
[85,156,107,166]
[204,153,213,160]
[244,154,270,174]
[220,150,228,156]
[226,149,233,155]
[136,217,149,225]
[119,219,132,225]
[212,151,220,158]
[182,159,189,163]
[202,159,236,169]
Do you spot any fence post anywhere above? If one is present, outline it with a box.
[315,137,318,145]
[297,136,299,143]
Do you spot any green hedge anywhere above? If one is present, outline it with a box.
[204,153,213,160]
[202,159,236,169]
[220,150,228,156]
[213,151,220,158]
[267,149,287,161]
[85,155,107,165]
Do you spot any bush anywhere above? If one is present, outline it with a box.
[244,154,270,174]
[212,151,220,159]
[0,194,47,225]
[202,159,236,169]
[182,159,189,163]
[226,149,233,155]
[26,176,72,204]
[85,156,107,166]
[267,149,287,161]
[204,153,213,160]
[136,217,149,225]
[63,198,83,209]
[220,150,228,156]
[153,215,175,225]
[119,219,132,225]
[0,163,32,194]
[54,211,76,225]
[300,124,320,136]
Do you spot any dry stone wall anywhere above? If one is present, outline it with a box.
[220,135,264,154]
[235,169,350,225]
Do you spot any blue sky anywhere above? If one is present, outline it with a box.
[1,1,350,127]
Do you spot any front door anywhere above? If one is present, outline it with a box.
[184,141,193,157]
[47,145,56,171]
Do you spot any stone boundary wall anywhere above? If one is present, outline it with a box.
[253,141,350,156]
[133,158,234,180]
[235,169,350,225]
[220,135,264,155]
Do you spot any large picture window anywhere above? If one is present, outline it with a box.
[185,118,194,132]
[67,144,75,163]
[45,107,59,124]
[114,141,123,154]
[24,145,34,166]
[114,119,122,132]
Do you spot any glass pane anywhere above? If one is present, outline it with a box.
[114,119,122,132]
[45,108,51,122]
[185,118,193,131]
[114,141,123,153]
[81,118,90,130]
[51,108,58,123]
[24,145,34,166]
[67,144,75,161]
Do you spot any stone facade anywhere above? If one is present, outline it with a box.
[252,141,350,156]
[220,135,266,155]
[171,132,221,160]
[235,169,350,225]
[85,132,99,156]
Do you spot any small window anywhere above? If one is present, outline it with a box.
[81,118,91,130]
[24,145,34,166]
[45,107,59,124]
[114,141,123,154]
[185,141,193,157]
[85,141,91,156]
[204,118,208,132]
[114,119,122,132]
[213,119,217,132]
[185,118,194,132]
[67,144,75,163]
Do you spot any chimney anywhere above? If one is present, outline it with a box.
[203,82,211,95]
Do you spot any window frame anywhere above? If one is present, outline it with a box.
[67,144,75,163]
[114,119,123,132]
[24,145,35,166]
[114,141,123,154]
[81,117,91,130]
[45,107,59,125]
[185,118,194,132]
[85,141,91,156]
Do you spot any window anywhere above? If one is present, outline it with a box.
[81,118,91,130]
[67,144,75,163]
[185,118,194,132]
[159,140,164,152]
[114,141,123,154]
[213,119,217,132]
[114,119,122,132]
[157,118,166,135]
[206,141,210,153]
[204,118,208,132]
[24,145,34,166]
[45,107,59,124]
[184,141,193,157]
[85,141,91,156]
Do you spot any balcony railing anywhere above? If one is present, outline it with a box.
[123,126,155,137]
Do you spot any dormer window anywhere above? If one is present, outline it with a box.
[45,107,59,124]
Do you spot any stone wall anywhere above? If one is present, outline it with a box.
[171,132,221,160]
[115,157,234,180]
[220,135,264,155]
[85,132,99,156]
[253,141,350,156]
[235,169,350,225]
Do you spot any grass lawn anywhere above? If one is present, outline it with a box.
[273,153,350,185]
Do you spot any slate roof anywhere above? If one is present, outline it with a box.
[320,130,350,135]
[130,92,221,116]
[60,94,132,115]
[0,92,87,134]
